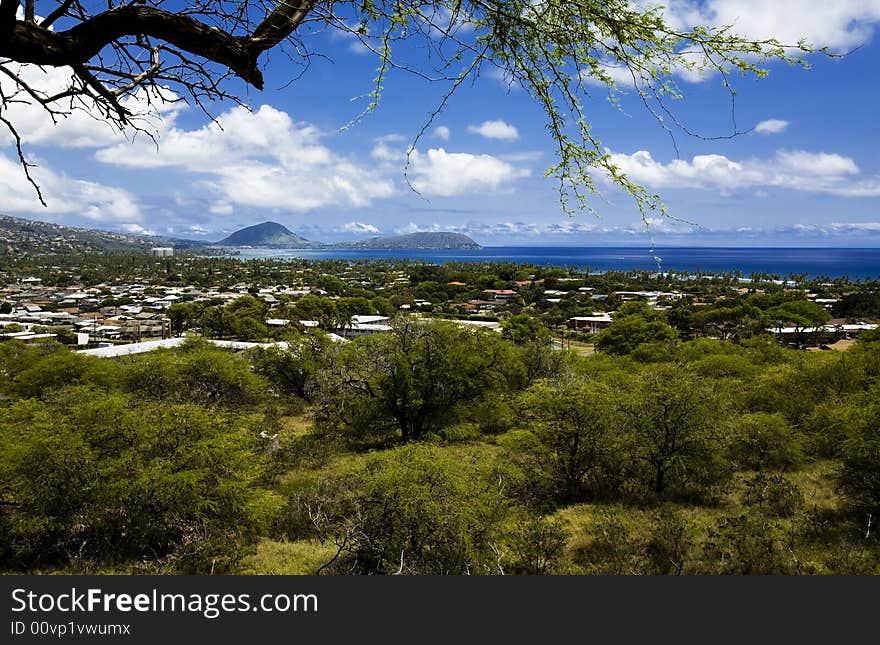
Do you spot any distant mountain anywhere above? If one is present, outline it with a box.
[335,232,482,250]
[213,223,482,250]
[214,221,319,248]
[0,214,207,256]
[0,216,482,256]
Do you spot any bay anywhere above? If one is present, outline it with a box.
[228,246,880,279]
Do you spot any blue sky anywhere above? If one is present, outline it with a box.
[2,1,880,246]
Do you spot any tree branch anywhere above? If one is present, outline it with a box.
[0,0,18,34]
[0,1,320,90]
[40,0,75,29]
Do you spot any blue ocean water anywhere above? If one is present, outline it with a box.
[230,246,880,279]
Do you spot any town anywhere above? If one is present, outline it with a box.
[2,248,877,355]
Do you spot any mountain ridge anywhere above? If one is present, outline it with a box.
[212,222,481,250]
[333,231,481,250]
[0,215,483,254]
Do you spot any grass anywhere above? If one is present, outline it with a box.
[552,336,595,355]
[239,539,338,575]
[279,413,313,439]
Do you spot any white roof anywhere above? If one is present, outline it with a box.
[0,333,55,341]
[352,315,389,324]
[451,320,502,332]
[79,338,187,357]
[349,323,392,332]
[79,338,283,358]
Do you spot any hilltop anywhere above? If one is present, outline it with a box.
[214,221,320,248]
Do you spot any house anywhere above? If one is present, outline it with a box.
[567,314,613,333]
[483,289,517,301]
[336,315,392,339]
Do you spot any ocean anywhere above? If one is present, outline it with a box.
[229,246,880,279]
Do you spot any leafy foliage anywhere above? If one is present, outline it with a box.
[315,318,522,441]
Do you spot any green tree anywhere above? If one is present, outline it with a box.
[728,413,805,470]
[508,516,568,575]
[701,512,800,575]
[315,318,522,441]
[833,292,880,320]
[121,341,266,407]
[836,386,880,520]
[251,333,333,399]
[768,300,830,348]
[620,366,729,499]
[293,445,511,575]
[4,346,119,399]
[288,295,339,330]
[513,375,620,502]
[166,301,201,336]
[0,389,275,571]
[371,296,396,318]
[502,313,551,346]
[596,303,679,356]
[199,305,231,339]
[691,303,767,340]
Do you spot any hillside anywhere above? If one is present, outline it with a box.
[335,231,482,250]
[0,214,204,256]
[214,222,319,248]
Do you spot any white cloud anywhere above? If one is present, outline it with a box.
[0,152,141,221]
[500,151,543,163]
[587,2,880,88]
[120,223,156,235]
[606,148,880,197]
[393,223,421,235]
[433,126,451,140]
[580,63,640,88]
[829,221,880,232]
[389,218,880,242]
[371,142,399,163]
[467,119,520,141]
[755,119,790,135]
[393,221,457,235]
[342,221,381,234]
[658,1,880,51]
[210,202,234,215]
[408,148,530,196]
[375,133,406,144]
[96,105,395,211]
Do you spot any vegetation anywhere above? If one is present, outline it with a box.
[1,252,878,575]
[1,304,878,575]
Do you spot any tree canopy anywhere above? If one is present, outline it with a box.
[1,0,817,211]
